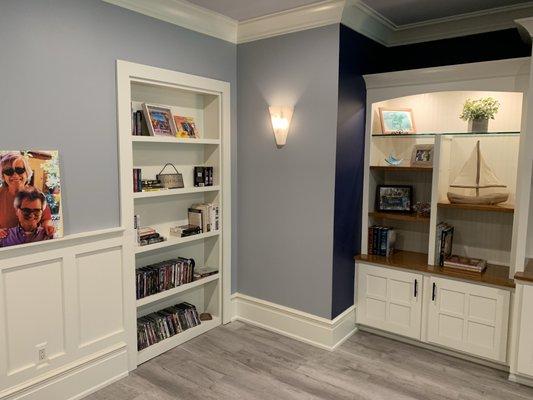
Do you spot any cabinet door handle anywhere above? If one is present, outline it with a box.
[414,279,418,298]
[432,282,437,301]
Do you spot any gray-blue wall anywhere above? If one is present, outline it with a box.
[237,25,340,318]
[0,0,237,289]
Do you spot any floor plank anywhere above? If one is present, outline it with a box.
[85,322,533,400]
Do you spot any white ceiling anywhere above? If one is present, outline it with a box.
[186,0,324,21]
[186,0,533,26]
[362,0,533,26]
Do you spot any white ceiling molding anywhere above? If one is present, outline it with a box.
[102,0,238,43]
[103,0,533,46]
[237,0,345,44]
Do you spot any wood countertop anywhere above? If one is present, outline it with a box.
[515,259,533,283]
[355,251,515,289]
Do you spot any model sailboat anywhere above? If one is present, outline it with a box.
[447,140,509,205]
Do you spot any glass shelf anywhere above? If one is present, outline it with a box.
[372,131,520,138]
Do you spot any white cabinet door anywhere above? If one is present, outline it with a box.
[427,277,510,362]
[357,263,423,339]
[517,284,533,377]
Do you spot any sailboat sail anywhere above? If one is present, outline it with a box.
[450,141,506,189]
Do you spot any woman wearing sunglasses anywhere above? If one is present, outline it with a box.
[0,152,55,238]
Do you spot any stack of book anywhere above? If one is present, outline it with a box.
[132,109,148,136]
[443,255,487,274]
[368,226,396,257]
[435,222,454,266]
[194,166,214,187]
[193,266,218,281]
[136,258,195,300]
[141,179,165,192]
[137,302,201,351]
[170,224,202,238]
[133,169,142,192]
[188,203,220,233]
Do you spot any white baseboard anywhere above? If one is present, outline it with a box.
[509,373,533,388]
[1,345,128,400]
[231,293,357,350]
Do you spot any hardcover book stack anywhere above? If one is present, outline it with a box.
[194,166,214,187]
[368,226,396,257]
[188,203,220,233]
[134,215,165,246]
[435,222,454,266]
[137,302,201,351]
[136,258,195,300]
[443,255,487,274]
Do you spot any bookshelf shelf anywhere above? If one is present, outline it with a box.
[369,211,430,223]
[136,274,219,307]
[370,166,433,172]
[372,131,520,138]
[134,231,220,254]
[137,317,221,365]
[437,202,514,213]
[133,185,220,199]
[131,136,221,145]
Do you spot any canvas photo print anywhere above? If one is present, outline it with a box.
[0,151,63,247]
[376,185,412,212]
[173,116,199,139]
[379,108,416,134]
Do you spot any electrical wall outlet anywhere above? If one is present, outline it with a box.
[36,343,47,364]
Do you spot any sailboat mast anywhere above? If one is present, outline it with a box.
[476,140,480,197]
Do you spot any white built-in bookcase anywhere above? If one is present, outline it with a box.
[116,61,231,368]
[362,58,532,276]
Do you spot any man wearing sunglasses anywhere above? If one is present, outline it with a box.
[0,152,55,236]
[0,186,51,247]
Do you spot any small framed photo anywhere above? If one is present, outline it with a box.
[376,185,413,212]
[173,116,199,139]
[142,103,177,137]
[411,144,434,167]
[379,108,416,134]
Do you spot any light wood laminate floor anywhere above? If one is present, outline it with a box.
[86,322,533,400]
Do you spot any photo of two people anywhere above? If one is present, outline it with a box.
[0,151,63,248]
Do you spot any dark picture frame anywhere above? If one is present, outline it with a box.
[376,185,413,212]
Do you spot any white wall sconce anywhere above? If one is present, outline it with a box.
[269,106,294,148]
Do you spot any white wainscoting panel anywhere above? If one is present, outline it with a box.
[0,228,129,400]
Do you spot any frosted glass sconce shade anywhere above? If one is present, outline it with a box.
[269,106,294,147]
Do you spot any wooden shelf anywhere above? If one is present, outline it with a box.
[370,166,433,172]
[437,202,514,213]
[515,259,533,283]
[135,231,220,254]
[131,136,220,145]
[355,250,515,288]
[136,274,219,307]
[133,186,220,199]
[369,211,430,223]
[137,317,220,365]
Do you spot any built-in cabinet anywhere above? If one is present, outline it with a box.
[357,263,511,362]
[516,283,533,376]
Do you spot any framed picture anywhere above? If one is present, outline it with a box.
[173,116,199,139]
[376,185,413,212]
[142,103,177,137]
[0,150,63,248]
[411,144,434,167]
[379,108,416,134]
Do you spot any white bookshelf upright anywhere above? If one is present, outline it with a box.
[116,61,231,368]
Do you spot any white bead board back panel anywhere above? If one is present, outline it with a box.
[0,229,128,399]
[371,91,523,135]
[527,164,533,259]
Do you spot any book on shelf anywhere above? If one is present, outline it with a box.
[131,109,149,136]
[188,203,219,233]
[137,302,201,351]
[136,257,195,300]
[133,168,142,192]
[170,224,202,237]
[435,222,454,266]
[194,266,218,280]
[443,255,487,273]
[368,225,396,257]
[194,166,214,187]
[135,223,166,246]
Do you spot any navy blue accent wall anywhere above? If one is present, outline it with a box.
[331,26,530,318]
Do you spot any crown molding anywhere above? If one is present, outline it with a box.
[103,0,533,47]
[102,0,238,43]
[237,0,345,44]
